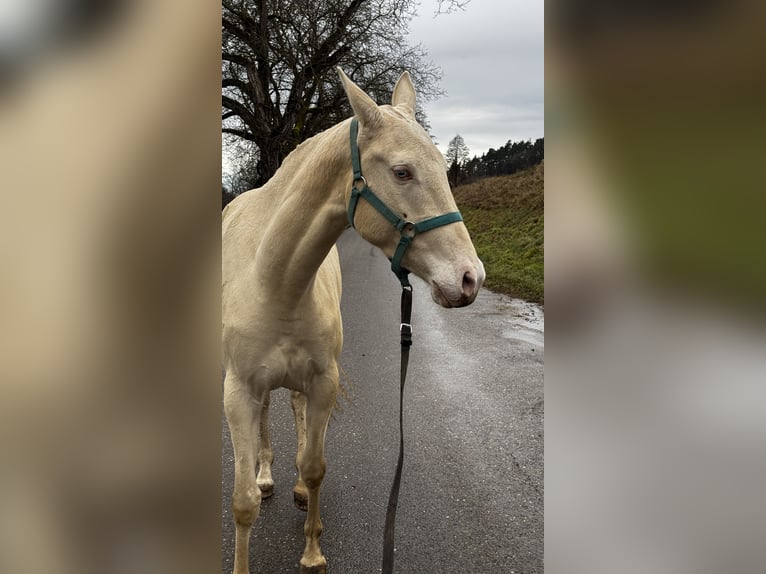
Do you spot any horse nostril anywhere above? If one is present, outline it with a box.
[462,270,476,297]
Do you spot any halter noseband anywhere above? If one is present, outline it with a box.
[347,118,463,287]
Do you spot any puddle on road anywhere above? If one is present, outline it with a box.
[488,296,544,348]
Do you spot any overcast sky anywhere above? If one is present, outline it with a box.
[409,0,544,157]
[222,0,543,176]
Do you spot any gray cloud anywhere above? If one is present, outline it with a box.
[410,0,543,156]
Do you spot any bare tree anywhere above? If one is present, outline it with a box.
[445,133,470,187]
[222,0,444,188]
[436,0,472,15]
[445,133,470,165]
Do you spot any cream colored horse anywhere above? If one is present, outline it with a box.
[222,68,485,574]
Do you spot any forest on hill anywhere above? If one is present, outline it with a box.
[445,134,544,187]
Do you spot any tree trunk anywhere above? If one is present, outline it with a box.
[254,143,283,188]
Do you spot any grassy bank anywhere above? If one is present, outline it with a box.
[453,163,544,303]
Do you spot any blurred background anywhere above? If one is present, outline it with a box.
[1,1,221,573]
[546,1,766,573]
[2,0,765,573]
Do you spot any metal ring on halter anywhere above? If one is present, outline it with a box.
[353,175,368,189]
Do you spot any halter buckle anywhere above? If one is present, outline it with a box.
[400,221,416,238]
[399,322,413,347]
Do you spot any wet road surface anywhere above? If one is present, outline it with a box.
[222,230,544,573]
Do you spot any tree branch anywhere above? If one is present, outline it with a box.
[222,127,256,142]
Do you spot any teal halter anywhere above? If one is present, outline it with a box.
[347,118,464,287]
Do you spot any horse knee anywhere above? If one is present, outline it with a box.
[299,458,326,490]
[232,487,261,527]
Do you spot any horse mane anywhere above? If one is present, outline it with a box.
[264,119,352,196]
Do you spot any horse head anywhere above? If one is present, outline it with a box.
[338,68,485,308]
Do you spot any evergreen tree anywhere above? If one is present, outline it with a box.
[459,137,543,184]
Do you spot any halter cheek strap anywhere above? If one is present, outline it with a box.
[347,118,463,287]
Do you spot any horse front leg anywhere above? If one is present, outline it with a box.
[297,370,338,574]
[256,391,275,498]
[224,371,264,574]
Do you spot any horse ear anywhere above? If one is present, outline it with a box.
[391,71,416,118]
[337,67,382,127]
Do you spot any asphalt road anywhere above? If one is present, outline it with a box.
[222,229,544,574]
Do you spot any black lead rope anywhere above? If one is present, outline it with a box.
[382,285,413,574]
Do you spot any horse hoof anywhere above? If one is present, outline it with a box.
[258,481,274,499]
[299,559,327,574]
[293,489,308,512]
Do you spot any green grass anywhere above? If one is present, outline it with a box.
[453,164,544,303]
[590,104,766,309]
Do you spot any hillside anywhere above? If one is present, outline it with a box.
[452,163,544,303]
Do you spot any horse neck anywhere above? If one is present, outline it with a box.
[255,121,351,301]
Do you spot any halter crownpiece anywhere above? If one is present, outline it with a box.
[347,118,464,288]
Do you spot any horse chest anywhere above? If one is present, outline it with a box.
[262,337,325,391]
[246,314,335,387]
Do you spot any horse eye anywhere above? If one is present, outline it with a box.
[392,166,412,180]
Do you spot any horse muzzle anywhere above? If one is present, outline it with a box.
[430,261,485,308]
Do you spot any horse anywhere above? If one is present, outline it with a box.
[222,68,485,574]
